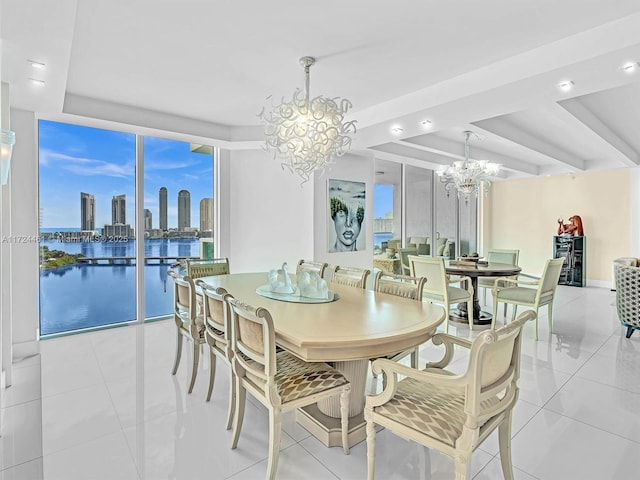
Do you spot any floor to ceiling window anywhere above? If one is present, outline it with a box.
[38,120,214,336]
[373,159,478,258]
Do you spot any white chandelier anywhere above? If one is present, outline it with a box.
[437,131,500,201]
[258,56,356,183]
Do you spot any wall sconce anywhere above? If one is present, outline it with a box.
[0,129,16,185]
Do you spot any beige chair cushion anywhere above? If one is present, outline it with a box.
[245,351,348,403]
[373,376,498,447]
[495,286,537,303]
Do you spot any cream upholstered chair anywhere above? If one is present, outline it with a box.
[195,281,235,429]
[398,247,418,275]
[614,260,640,338]
[332,265,371,288]
[227,297,351,480]
[492,257,565,340]
[478,249,520,305]
[296,259,328,278]
[168,270,205,394]
[409,255,474,331]
[365,310,536,480]
[371,271,427,370]
[186,257,229,279]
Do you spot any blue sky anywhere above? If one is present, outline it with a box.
[38,120,214,230]
[373,184,393,218]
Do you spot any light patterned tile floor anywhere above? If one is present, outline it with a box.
[2,285,639,479]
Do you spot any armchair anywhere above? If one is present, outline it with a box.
[365,310,537,480]
[614,259,640,338]
[492,257,565,340]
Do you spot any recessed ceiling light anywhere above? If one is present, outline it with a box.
[27,60,46,70]
[621,61,639,73]
[558,80,574,91]
[391,126,404,134]
[420,120,432,128]
[29,78,45,87]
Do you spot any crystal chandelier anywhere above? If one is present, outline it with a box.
[258,56,357,183]
[437,131,500,201]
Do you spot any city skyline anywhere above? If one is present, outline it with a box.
[39,119,215,229]
[76,188,213,231]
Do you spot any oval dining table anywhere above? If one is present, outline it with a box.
[199,272,445,448]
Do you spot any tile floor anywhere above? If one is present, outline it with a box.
[1,285,639,479]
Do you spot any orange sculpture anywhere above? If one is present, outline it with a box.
[557,215,584,236]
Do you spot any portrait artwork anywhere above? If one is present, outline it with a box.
[328,179,365,253]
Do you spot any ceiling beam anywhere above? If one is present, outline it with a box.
[558,97,639,166]
[472,117,586,171]
[400,134,539,176]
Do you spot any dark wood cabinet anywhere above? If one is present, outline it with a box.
[553,235,586,287]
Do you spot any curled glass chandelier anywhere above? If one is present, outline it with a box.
[258,56,357,183]
[437,131,500,201]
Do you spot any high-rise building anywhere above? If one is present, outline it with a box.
[144,209,153,230]
[177,190,190,231]
[200,198,213,233]
[80,192,96,231]
[112,194,126,225]
[159,187,167,230]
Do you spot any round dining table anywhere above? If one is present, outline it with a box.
[199,272,445,448]
[445,260,521,325]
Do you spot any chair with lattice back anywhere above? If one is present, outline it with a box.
[332,265,371,288]
[168,270,205,394]
[227,297,351,479]
[186,257,229,279]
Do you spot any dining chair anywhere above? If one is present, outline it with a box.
[332,265,371,288]
[195,281,235,429]
[168,270,205,393]
[408,255,474,331]
[398,247,418,275]
[227,297,351,480]
[492,257,565,340]
[296,259,329,279]
[371,271,427,370]
[185,257,230,279]
[478,249,520,305]
[365,310,536,480]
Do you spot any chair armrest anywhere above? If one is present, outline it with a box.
[449,275,473,293]
[367,358,466,408]
[425,333,472,369]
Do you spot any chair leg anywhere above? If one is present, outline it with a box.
[172,329,183,375]
[511,304,517,323]
[187,341,199,394]
[444,305,450,333]
[206,349,216,401]
[230,377,246,449]
[366,412,375,480]
[498,414,515,480]
[492,299,498,329]
[467,298,474,331]
[453,453,472,480]
[265,409,283,480]
[340,386,351,455]
[225,365,236,430]
[547,303,553,334]
[410,347,420,369]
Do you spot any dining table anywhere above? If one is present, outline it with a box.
[445,260,521,325]
[199,272,445,448]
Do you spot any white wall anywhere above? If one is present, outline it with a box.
[224,149,314,273]
[8,109,39,356]
[313,153,374,270]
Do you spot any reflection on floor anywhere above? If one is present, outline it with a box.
[1,285,639,479]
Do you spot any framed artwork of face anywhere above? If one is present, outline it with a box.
[328,179,365,253]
